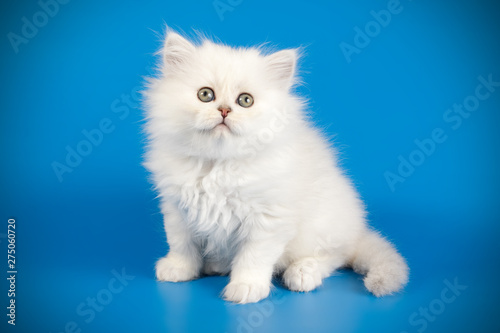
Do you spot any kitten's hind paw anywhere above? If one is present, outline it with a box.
[283,258,323,292]
[155,253,200,282]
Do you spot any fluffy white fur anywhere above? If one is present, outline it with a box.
[143,31,409,303]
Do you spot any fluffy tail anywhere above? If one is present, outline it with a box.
[350,230,409,296]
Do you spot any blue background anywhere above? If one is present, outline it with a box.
[1,0,499,332]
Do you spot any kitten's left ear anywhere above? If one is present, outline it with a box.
[265,49,298,88]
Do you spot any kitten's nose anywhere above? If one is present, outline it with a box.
[218,106,231,118]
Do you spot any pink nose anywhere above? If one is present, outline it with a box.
[218,107,231,118]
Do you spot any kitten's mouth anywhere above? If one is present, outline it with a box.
[214,122,231,132]
[198,118,236,136]
[214,119,232,131]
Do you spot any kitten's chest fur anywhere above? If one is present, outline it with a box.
[174,160,251,259]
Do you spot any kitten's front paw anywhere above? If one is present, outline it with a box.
[156,253,200,282]
[223,281,270,304]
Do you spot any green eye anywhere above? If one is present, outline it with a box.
[237,93,254,108]
[198,87,215,102]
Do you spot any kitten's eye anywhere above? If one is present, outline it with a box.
[237,93,254,108]
[198,87,215,102]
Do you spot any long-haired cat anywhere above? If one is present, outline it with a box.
[143,30,408,303]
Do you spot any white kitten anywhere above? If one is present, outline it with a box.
[143,30,408,303]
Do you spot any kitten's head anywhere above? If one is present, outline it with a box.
[144,31,302,159]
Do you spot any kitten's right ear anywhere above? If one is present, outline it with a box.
[265,49,299,89]
[162,31,195,69]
